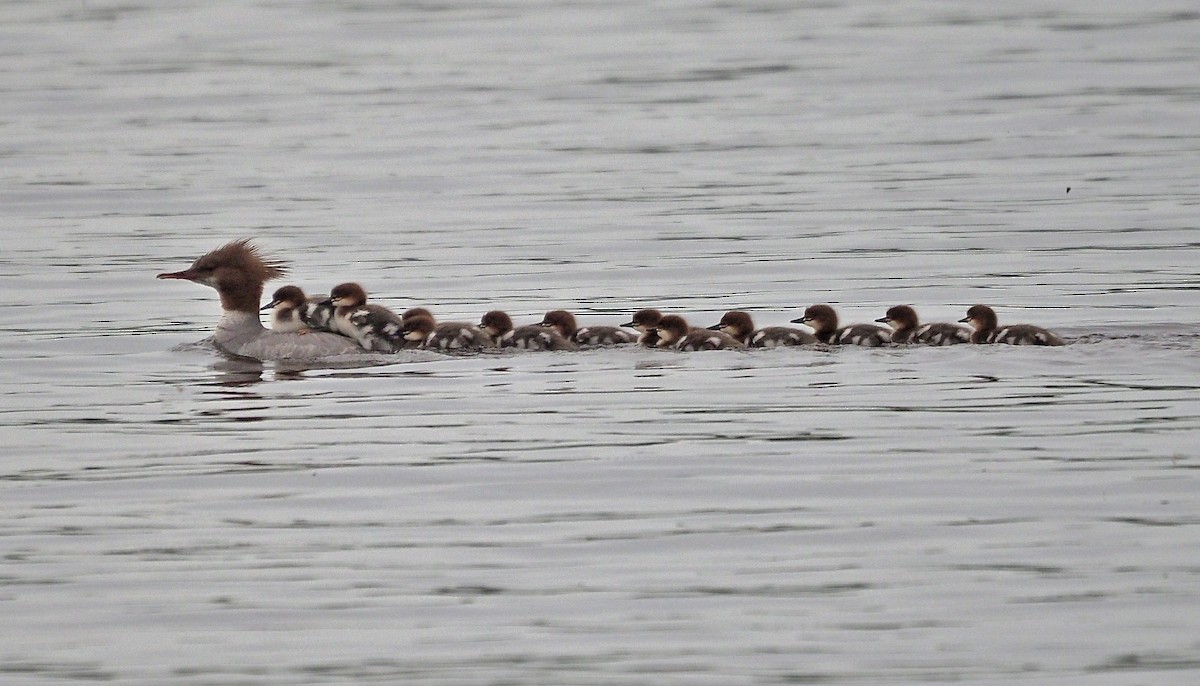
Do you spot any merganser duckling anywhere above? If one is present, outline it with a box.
[157,239,366,360]
[328,282,407,353]
[400,313,494,352]
[654,314,744,351]
[709,310,816,348]
[791,304,891,346]
[479,310,576,351]
[875,305,970,345]
[621,308,665,347]
[539,310,637,346]
[959,305,1065,346]
[260,285,336,334]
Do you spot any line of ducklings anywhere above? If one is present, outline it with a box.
[262,282,1065,354]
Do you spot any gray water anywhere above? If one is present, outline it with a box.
[3,1,1200,683]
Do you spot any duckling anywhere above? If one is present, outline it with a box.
[479,310,576,351]
[875,305,970,345]
[791,304,890,346]
[540,309,637,346]
[654,314,743,351]
[328,282,407,353]
[710,310,816,347]
[400,312,495,352]
[959,305,1064,346]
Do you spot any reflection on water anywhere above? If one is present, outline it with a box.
[2,0,1200,684]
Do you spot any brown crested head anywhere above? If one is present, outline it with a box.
[878,305,919,330]
[623,308,663,331]
[158,239,287,313]
[539,310,577,336]
[713,310,753,335]
[329,282,368,308]
[960,304,997,330]
[479,310,513,336]
[653,314,690,346]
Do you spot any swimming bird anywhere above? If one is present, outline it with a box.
[480,310,576,351]
[875,305,970,345]
[622,308,666,347]
[959,305,1065,345]
[791,304,891,346]
[653,314,743,351]
[539,310,637,346]
[400,312,495,352]
[157,239,366,360]
[710,310,817,347]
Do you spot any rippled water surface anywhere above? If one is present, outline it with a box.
[3,1,1199,683]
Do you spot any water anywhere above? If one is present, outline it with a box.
[2,1,1199,683]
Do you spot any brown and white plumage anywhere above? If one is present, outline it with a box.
[480,310,576,351]
[401,313,495,352]
[540,309,637,346]
[329,282,408,353]
[791,304,891,347]
[710,310,816,348]
[875,305,970,345]
[959,305,1065,346]
[654,314,744,351]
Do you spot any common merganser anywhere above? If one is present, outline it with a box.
[621,308,665,347]
[400,313,494,352]
[479,310,576,351]
[710,310,816,347]
[539,310,637,346]
[791,304,891,346]
[328,282,408,353]
[157,239,366,360]
[260,285,337,334]
[959,305,1065,346]
[654,314,743,351]
[875,305,970,345]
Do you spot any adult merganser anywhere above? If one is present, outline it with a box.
[328,282,408,353]
[400,313,494,352]
[875,305,970,345]
[653,314,743,351]
[959,305,1065,346]
[479,310,576,351]
[260,285,337,334]
[539,310,637,346]
[709,310,816,347]
[791,304,891,346]
[621,308,665,347]
[157,239,366,360]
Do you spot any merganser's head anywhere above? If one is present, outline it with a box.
[399,313,436,342]
[791,304,838,334]
[959,304,997,331]
[539,310,577,337]
[876,305,919,332]
[329,282,368,309]
[622,308,662,332]
[479,310,513,338]
[710,310,753,337]
[158,239,286,313]
[652,314,689,347]
[261,285,307,312]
